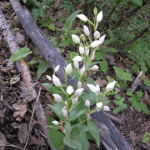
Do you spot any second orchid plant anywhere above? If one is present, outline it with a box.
[45,8,116,150]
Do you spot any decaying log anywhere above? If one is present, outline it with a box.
[0,7,55,150]
[9,0,134,149]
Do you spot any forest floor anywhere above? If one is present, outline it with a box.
[0,1,150,150]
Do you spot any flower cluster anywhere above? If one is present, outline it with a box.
[45,8,117,149]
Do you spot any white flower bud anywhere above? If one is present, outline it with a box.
[90,40,101,48]
[80,34,85,41]
[103,105,110,111]
[83,25,90,36]
[62,109,68,117]
[79,45,84,54]
[94,31,100,39]
[46,75,52,81]
[91,51,95,60]
[96,85,100,94]
[106,81,116,91]
[54,65,60,72]
[52,120,59,125]
[96,11,103,22]
[75,88,84,97]
[77,81,82,88]
[80,65,85,76]
[99,34,106,45]
[73,56,82,62]
[72,34,80,44]
[53,94,62,102]
[91,65,99,71]
[76,14,88,22]
[85,100,90,107]
[96,102,103,109]
[87,84,97,93]
[86,48,89,56]
[72,97,78,104]
[66,86,74,95]
[74,61,79,69]
[52,75,61,87]
[65,63,72,75]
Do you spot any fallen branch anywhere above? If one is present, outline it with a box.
[0,7,55,150]
[9,0,134,149]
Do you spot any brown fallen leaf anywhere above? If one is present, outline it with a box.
[95,77,107,87]
[142,90,150,105]
[18,123,28,143]
[13,103,27,121]
[132,71,143,93]
[28,135,46,146]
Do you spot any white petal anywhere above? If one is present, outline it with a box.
[79,45,84,54]
[83,25,90,36]
[77,81,82,88]
[66,86,74,95]
[86,48,89,56]
[54,65,60,72]
[96,102,103,109]
[94,31,100,39]
[62,109,68,117]
[76,14,88,22]
[97,11,103,22]
[87,84,97,93]
[52,120,59,125]
[72,34,80,44]
[91,65,99,71]
[106,81,116,91]
[72,97,78,104]
[46,75,52,81]
[99,34,106,45]
[52,75,61,87]
[85,100,90,107]
[75,88,84,97]
[90,40,101,48]
[103,105,110,111]
[53,94,62,102]
[73,56,82,62]
[65,63,72,75]
[91,51,95,60]
[80,65,85,76]
[74,61,79,69]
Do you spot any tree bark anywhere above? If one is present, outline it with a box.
[9,0,134,150]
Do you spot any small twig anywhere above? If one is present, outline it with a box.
[118,24,150,49]
[0,143,23,150]
[23,88,41,150]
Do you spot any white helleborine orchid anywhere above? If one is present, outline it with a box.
[85,100,90,107]
[103,105,110,111]
[76,14,88,22]
[52,75,61,87]
[91,65,99,71]
[46,75,52,81]
[72,97,78,104]
[77,81,82,88]
[66,86,74,95]
[74,61,79,69]
[99,34,106,45]
[96,102,103,110]
[72,34,80,44]
[54,65,60,72]
[83,25,90,36]
[75,88,84,97]
[94,31,100,39]
[91,51,95,60]
[86,47,89,55]
[65,63,72,75]
[87,84,100,95]
[73,56,82,62]
[80,65,85,76]
[62,107,68,117]
[106,81,116,91]
[96,11,103,22]
[53,94,62,102]
[79,45,84,54]
[52,120,59,125]
[90,40,101,48]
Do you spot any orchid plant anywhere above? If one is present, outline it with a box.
[44,8,116,150]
